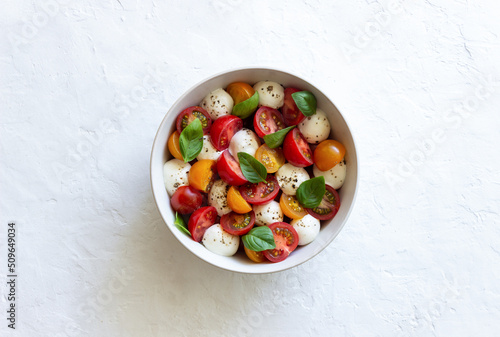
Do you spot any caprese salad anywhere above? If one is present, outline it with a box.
[164,80,347,263]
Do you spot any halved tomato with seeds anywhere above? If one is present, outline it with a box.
[220,211,255,236]
[239,175,280,205]
[253,106,286,138]
[305,184,340,220]
[279,193,307,220]
[263,222,299,263]
[188,159,217,193]
[176,106,212,135]
[244,246,267,263]
[255,144,285,173]
[282,128,313,167]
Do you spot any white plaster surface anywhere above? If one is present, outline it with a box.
[1,0,500,336]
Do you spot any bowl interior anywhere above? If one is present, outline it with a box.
[151,68,358,274]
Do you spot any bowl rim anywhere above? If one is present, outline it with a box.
[150,66,359,274]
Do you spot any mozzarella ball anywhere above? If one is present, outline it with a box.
[208,179,232,216]
[253,80,285,109]
[228,128,261,162]
[313,160,347,189]
[200,88,234,120]
[202,224,240,256]
[163,159,191,196]
[298,108,331,144]
[197,135,223,161]
[253,201,284,226]
[290,214,320,246]
[276,163,310,196]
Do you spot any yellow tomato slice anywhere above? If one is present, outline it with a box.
[244,245,267,263]
[227,186,253,214]
[226,82,255,105]
[167,131,183,160]
[280,193,307,220]
[255,144,285,173]
[188,160,217,193]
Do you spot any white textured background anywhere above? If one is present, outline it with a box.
[2,0,500,336]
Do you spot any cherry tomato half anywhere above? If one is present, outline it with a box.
[188,159,217,193]
[188,206,218,242]
[313,140,346,171]
[227,185,252,214]
[279,193,307,220]
[255,144,285,173]
[282,128,313,167]
[226,82,255,105]
[306,184,340,220]
[167,131,183,160]
[220,211,255,236]
[281,87,306,126]
[263,222,299,263]
[244,245,267,263]
[239,175,280,205]
[170,186,203,214]
[253,106,286,138]
[210,115,243,151]
[217,150,248,186]
[176,106,212,135]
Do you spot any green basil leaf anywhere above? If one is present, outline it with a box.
[296,176,325,208]
[291,91,317,117]
[174,212,190,236]
[232,91,259,119]
[242,226,276,252]
[179,118,203,162]
[263,125,295,149]
[237,152,267,183]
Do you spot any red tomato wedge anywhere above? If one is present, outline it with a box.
[210,115,243,151]
[282,128,313,167]
[263,222,299,263]
[306,184,341,220]
[176,106,212,135]
[220,211,255,236]
[170,186,203,214]
[253,106,286,138]
[217,150,248,186]
[239,175,280,205]
[281,87,306,126]
[188,206,218,242]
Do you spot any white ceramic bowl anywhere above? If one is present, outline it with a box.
[150,67,358,274]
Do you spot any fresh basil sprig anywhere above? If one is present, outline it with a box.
[296,176,326,208]
[179,118,203,162]
[174,212,191,236]
[263,126,295,149]
[238,152,267,183]
[232,91,259,119]
[242,226,276,252]
[291,91,317,117]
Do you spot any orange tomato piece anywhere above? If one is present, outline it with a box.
[255,144,285,173]
[244,245,267,263]
[227,185,252,214]
[279,193,307,220]
[226,82,255,105]
[313,140,346,171]
[167,131,183,160]
[188,159,217,193]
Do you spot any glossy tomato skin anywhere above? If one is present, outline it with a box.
[306,184,341,220]
[188,206,218,242]
[176,106,212,135]
[282,128,313,167]
[263,222,299,263]
[170,186,203,214]
[253,106,286,138]
[281,87,306,126]
[220,211,255,235]
[239,175,280,205]
[313,139,346,171]
[226,82,255,105]
[210,115,243,151]
[217,150,248,186]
